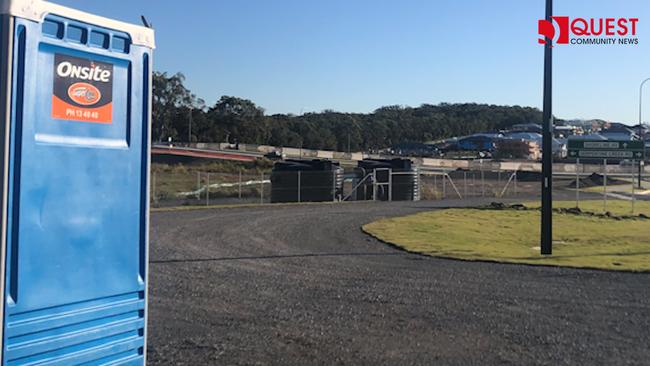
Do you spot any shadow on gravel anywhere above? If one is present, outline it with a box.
[150,252,409,264]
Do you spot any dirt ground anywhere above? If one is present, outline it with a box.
[147,198,650,365]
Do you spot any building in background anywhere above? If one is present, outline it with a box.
[599,123,638,141]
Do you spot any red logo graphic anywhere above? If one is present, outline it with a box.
[538,16,569,45]
[67,82,102,106]
[538,17,639,46]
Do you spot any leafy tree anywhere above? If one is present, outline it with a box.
[152,72,202,142]
[207,96,267,144]
[152,70,547,151]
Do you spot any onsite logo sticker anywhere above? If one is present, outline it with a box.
[538,17,639,46]
[52,53,114,123]
[67,83,102,106]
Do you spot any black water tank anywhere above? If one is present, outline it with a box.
[271,159,344,203]
[354,159,418,201]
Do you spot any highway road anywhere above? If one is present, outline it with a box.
[147,200,650,365]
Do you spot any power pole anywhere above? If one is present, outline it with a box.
[638,79,650,189]
[188,107,193,143]
[541,0,553,255]
[348,132,351,153]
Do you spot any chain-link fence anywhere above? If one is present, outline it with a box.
[419,169,523,200]
[553,164,646,214]
[419,164,647,213]
[150,162,648,210]
[151,168,271,207]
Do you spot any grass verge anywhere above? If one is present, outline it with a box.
[363,201,650,272]
[522,200,650,217]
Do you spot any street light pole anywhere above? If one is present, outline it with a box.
[348,132,351,154]
[639,79,650,125]
[188,106,193,144]
[541,0,553,256]
[638,78,650,189]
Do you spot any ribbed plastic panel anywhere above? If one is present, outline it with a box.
[4,292,145,365]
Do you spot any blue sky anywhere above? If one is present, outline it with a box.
[54,0,649,123]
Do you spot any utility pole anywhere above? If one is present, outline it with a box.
[541,0,553,256]
[638,78,650,189]
[188,106,193,144]
[347,132,351,154]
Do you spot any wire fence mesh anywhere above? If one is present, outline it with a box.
[150,162,648,211]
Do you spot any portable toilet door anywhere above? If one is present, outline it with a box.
[0,1,154,364]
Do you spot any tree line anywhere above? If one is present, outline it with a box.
[153,71,544,151]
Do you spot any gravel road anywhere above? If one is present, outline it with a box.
[147,199,650,365]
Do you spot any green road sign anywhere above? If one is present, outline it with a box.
[567,140,645,160]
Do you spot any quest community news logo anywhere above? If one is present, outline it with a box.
[538,17,639,46]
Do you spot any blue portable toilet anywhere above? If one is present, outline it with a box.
[0,1,154,364]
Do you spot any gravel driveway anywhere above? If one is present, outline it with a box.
[147,199,650,365]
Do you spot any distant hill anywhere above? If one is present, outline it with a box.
[154,72,550,151]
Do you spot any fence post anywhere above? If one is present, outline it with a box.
[416,168,421,201]
[497,170,501,197]
[363,173,367,201]
[197,171,201,201]
[260,172,264,205]
[433,174,437,200]
[388,169,393,202]
[632,162,636,214]
[206,172,210,206]
[297,171,301,203]
[480,161,485,197]
[575,158,580,209]
[442,173,446,199]
[238,169,242,200]
[472,173,476,197]
[373,170,377,201]
[603,159,607,212]
[463,171,467,200]
[332,170,336,202]
[514,170,518,196]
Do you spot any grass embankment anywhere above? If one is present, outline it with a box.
[363,201,650,272]
[152,160,272,200]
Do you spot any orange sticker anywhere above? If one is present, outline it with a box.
[52,54,113,124]
[67,82,102,106]
[51,96,112,124]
